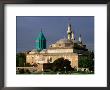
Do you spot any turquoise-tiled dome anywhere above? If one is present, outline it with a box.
[36,31,46,40]
[36,30,46,51]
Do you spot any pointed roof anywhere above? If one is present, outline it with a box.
[36,30,46,40]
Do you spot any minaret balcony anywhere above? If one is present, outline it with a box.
[67,31,72,34]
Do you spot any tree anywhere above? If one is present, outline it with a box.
[16,53,26,67]
[78,57,94,71]
[52,57,72,72]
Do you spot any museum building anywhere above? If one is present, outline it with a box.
[26,23,88,71]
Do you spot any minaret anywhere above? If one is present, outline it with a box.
[78,34,82,43]
[67,24,72,40]
[71,31,74,41]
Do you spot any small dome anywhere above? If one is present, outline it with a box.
[29,49,38,54]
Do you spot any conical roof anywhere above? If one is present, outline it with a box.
[36,30,46,40]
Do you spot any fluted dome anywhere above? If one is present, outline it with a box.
[36,31,46,40]
[36,30,46,51]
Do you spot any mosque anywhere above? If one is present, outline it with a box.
[26,23,88,71]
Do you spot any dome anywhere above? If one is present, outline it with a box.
[35,30,46,51]
[56,38,72,44]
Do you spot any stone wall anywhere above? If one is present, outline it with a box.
[47,48,73,53]
[26,53,78,68]
[16,64,43,72]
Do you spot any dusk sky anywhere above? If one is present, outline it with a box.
[16,16,94,52]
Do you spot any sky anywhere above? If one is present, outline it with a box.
[16,16,94,52]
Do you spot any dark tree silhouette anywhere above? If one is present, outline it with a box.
[16,53,26,67]
[52,57,72,72]
[78,58,94,71]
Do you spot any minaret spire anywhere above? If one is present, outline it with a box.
[67,17,72,40]
[67,24,72,40]
[71,31,74,40]
[78,34,82,43]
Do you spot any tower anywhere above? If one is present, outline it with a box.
[67,24,72,40]
[36,30,46,51]
[71,31,74,41]
[78,34,82,43]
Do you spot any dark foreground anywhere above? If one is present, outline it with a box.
[16,70,94,74]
